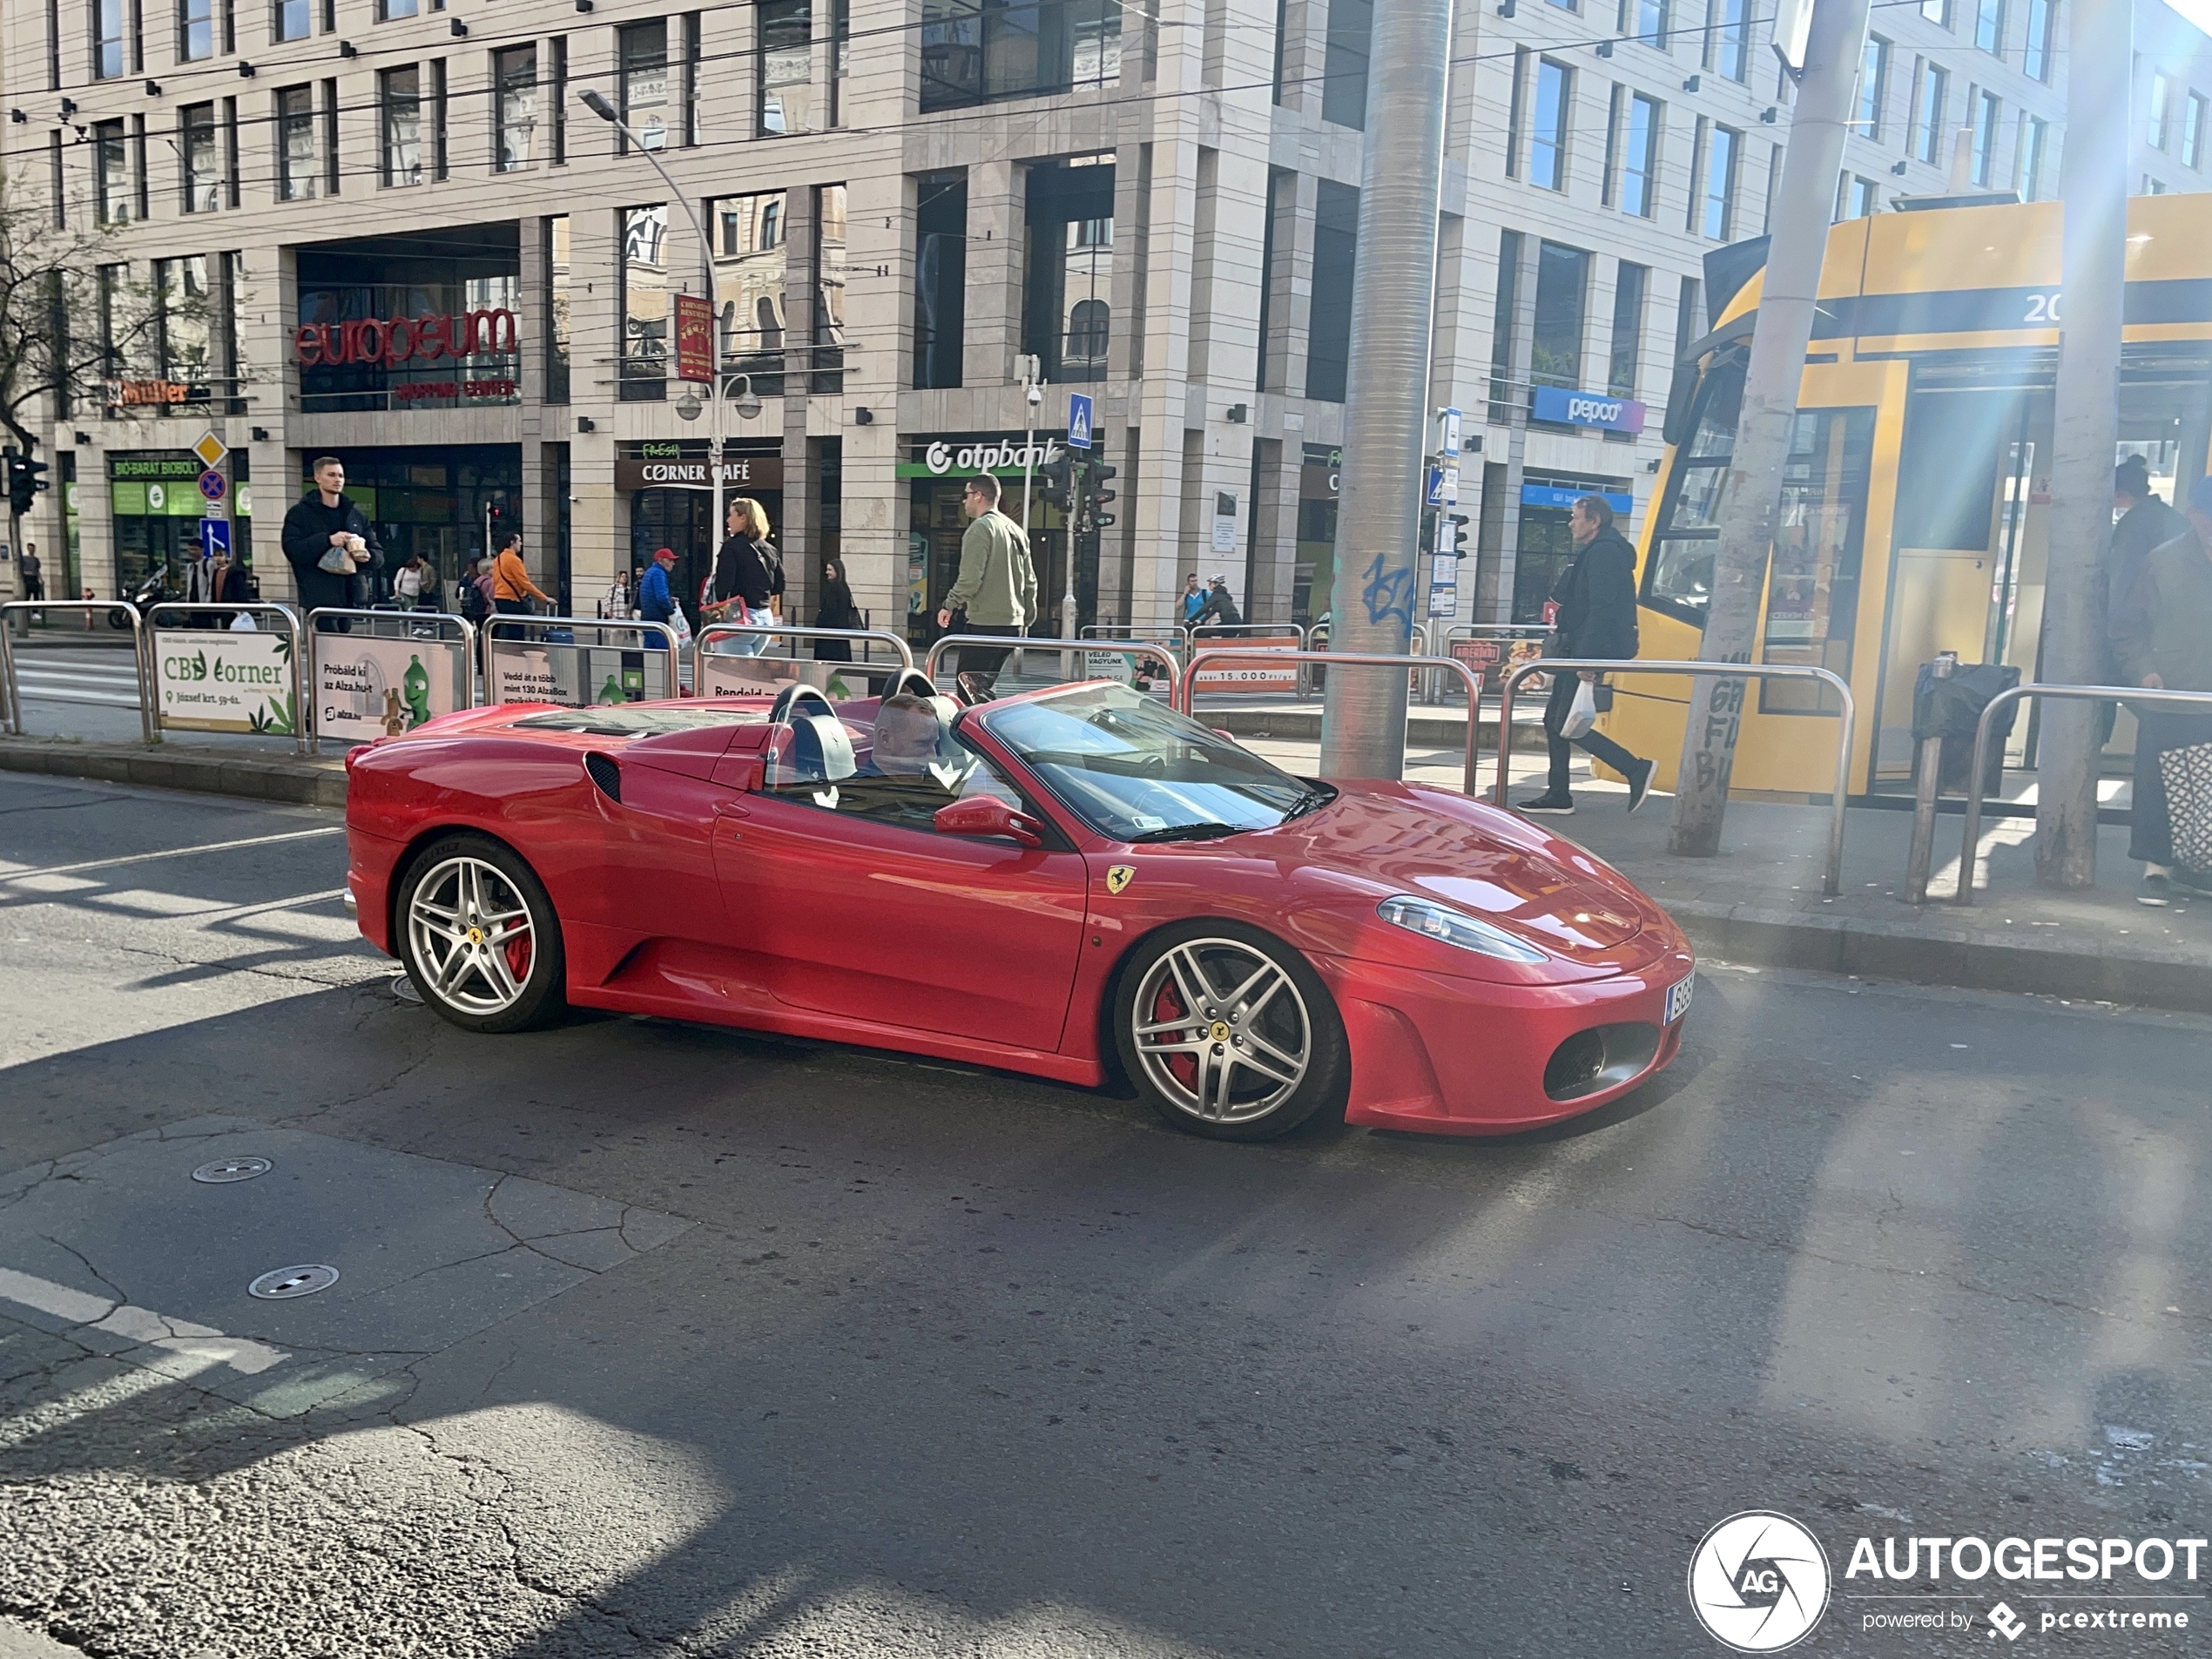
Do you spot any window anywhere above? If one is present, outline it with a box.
[378,0,415,17]
[1974,0,2002,53]
[829,0,850,123]
[155,255,212,385]
[620,20,669,152]
[1912,61,1947,163]
[430,59,447,179]
[2147,75,2170,151]
[2022,0,2052,80]
[1708,0,1746,81]
[683,12,702,143]
[1674,273,1703,362]
[219,251,246,407]
[98,264,128,378]
[381,67,421,186]
[1488,228,1521,424]
[1022,159,1115,383]
[2185,92,2208,171]
[1622,0,1669,49]
[278,84,317,200]
[496,45,536,171]
[1699,121,1739,239]
[1608,262,1646,398]
[1305,180,1359,401]
[1505,48,1528,179]
[621,203,670,399]
[1621,91,1660,214]
[95,0,125,76]
[1851,175,1879,216]
[1972,89,1999,185]
[914,170,967,389]
[550,37,568,163]
[1602,86,1622,205]
[814,183,847,392]
[181,103,218,211]
[2016,112,2047,197]
[714,191,788,395]
[920,0,1123,111]
[1531,59,1572,191]
[759,0,813,136]
[1322,0,1372,128]
[1858,35,1889,140]
[1759,406,1876,711]
[223,96,240,207]
[1920,0,1949,24]
[545,216,571,401]
[2144,174,2167,194]
[179,0,213,59]
[1530,240,1589,391]
[274,0,307,40]
[94,119,130,221]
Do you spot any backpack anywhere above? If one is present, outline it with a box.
[458,575,489,623]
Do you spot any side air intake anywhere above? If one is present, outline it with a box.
[583,752,622,803]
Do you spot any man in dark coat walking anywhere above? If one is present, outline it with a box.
[280,455,382,624]
[1518,494,1655,816]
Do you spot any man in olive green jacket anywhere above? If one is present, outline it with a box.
[935,472,1038,699]
[2120,474,2212,893]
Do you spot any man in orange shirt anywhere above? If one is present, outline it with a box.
[489,532,552,636]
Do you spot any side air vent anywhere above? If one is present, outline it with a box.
[583,752,622,803]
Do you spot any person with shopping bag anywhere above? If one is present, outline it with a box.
[1517,494,1655,817]
[637,546,689,652]
[708,498,784,657]
[2118,473,2212,899]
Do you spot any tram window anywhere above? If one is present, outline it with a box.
[1759,408,1875,715]
[1642,352,1743,622]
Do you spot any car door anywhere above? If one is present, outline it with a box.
[711,724,1089,1053]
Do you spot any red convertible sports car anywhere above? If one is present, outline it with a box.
[343,677,1694,1141]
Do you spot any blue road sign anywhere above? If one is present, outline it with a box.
[1426,467,1445,507]
[198,469,226,502]
[199,518,231,557]
[1067,392,1094,450]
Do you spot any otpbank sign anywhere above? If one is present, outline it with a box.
[1533,385,1648,435]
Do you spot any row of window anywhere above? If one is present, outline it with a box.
[2144,72,2211,171]
[1488,231,1682,424]
[1911,0,2059,81]
[67,251,247,404]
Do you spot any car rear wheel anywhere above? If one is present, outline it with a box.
[396,834,566,1034]
[1114,921,1348,1142]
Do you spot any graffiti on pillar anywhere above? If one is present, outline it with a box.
[1359,555,1413,632]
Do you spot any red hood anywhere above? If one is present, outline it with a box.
[1267,781,1669,969]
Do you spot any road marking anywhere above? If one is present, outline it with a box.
[0,1264,288,1379]
[0,826,345,884]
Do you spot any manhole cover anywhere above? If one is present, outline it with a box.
[391,974,423,1006]
[247,1264,340,1300]
[191,1156,273,1184]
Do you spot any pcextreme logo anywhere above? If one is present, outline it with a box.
[1688,1512,1833,1653]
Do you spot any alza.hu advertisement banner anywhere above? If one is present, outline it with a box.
[314,637,468,742]
[152,630,295,735]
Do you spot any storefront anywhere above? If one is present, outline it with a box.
[298,448,518,604]
[1294,445,1340,626]
[902,435,1073,643]
[294,227,522,416]
[108,452,254,594]
[1510,473,1634,624]
[617,442,785,617]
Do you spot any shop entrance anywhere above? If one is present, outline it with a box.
[905,473,1069,644]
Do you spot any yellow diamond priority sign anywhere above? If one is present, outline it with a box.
[192,430,228,469]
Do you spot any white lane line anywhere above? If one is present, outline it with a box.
[0,826,346,883]
[14,689,142,708]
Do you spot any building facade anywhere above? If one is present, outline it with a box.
[2,0,2205,637]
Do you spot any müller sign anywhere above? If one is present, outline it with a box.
[293,308,520,368]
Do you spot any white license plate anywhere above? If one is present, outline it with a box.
[1665,975,1695,1023]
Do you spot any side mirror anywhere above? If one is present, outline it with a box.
[934,793,1043,847]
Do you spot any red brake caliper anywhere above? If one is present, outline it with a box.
[1150,983,1197,1089]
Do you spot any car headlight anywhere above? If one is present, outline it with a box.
[1376,894,1548,963]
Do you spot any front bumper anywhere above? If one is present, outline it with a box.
[1317,943,1695,1136]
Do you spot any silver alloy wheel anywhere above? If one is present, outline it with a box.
[406,855,537,1016]
[1130,937,1312,1125]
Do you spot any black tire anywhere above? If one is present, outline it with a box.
[1112,919,1349,1142]
[394,833,567,1034]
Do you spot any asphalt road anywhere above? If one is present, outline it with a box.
[1,771,2207,1659]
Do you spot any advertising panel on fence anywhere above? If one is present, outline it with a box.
[315,636,469,742]
[152,629,296,734]
[695,655,889,699]
[1190,635,1302,696]
[1082,650,1176,693]
[489,640,672,708]
[1451,637,1545,685]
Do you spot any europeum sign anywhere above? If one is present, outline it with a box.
[293,308,520,368]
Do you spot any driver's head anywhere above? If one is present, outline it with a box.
[873,694,944,775]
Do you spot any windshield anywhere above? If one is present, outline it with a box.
[979,684,1323,842]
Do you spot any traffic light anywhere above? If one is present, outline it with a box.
[1037,451,1075,512]
[4,448,48,518]
[1085,461,1118,530]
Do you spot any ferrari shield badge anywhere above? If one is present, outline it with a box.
[1105,865,1136,895]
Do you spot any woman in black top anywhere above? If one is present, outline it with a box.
[813,558,861,660]
[709,498,784,655]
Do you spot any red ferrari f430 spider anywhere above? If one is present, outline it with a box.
[344,677,1693,1141]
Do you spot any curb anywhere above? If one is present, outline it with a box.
[0,738,348,810]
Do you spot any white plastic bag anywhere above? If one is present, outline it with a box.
[1560,676,1598,739]
[229,611,257,632]
[669,603,693,650]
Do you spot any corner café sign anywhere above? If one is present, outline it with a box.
[293,307,519,368]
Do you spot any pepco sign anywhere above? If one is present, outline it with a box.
[293,308,519,368]
[1532,383,1648,434]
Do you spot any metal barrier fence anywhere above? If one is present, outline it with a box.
[1494,657,1856,898]
[691,623,915,698]
[481,614,680,707]
[926,632,1182,697]
[1179,649,1486,794]
[0,600,154,744]
[1953,682,2212,906]
[144,602,309,756]
[304,608,478,752]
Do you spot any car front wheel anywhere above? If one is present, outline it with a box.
[1113,921,1348,1142]
[396,834,566,1034]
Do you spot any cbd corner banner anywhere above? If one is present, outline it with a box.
[152,631,297,735]
[314,637,469,742]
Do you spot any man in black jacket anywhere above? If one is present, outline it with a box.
[1518,495,1655,816]
[280,455,382,625]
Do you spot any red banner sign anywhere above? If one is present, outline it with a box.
[673,294,714,384]
[293,308,520,368]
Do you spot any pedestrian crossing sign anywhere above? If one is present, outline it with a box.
[1068,393,1093,451]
